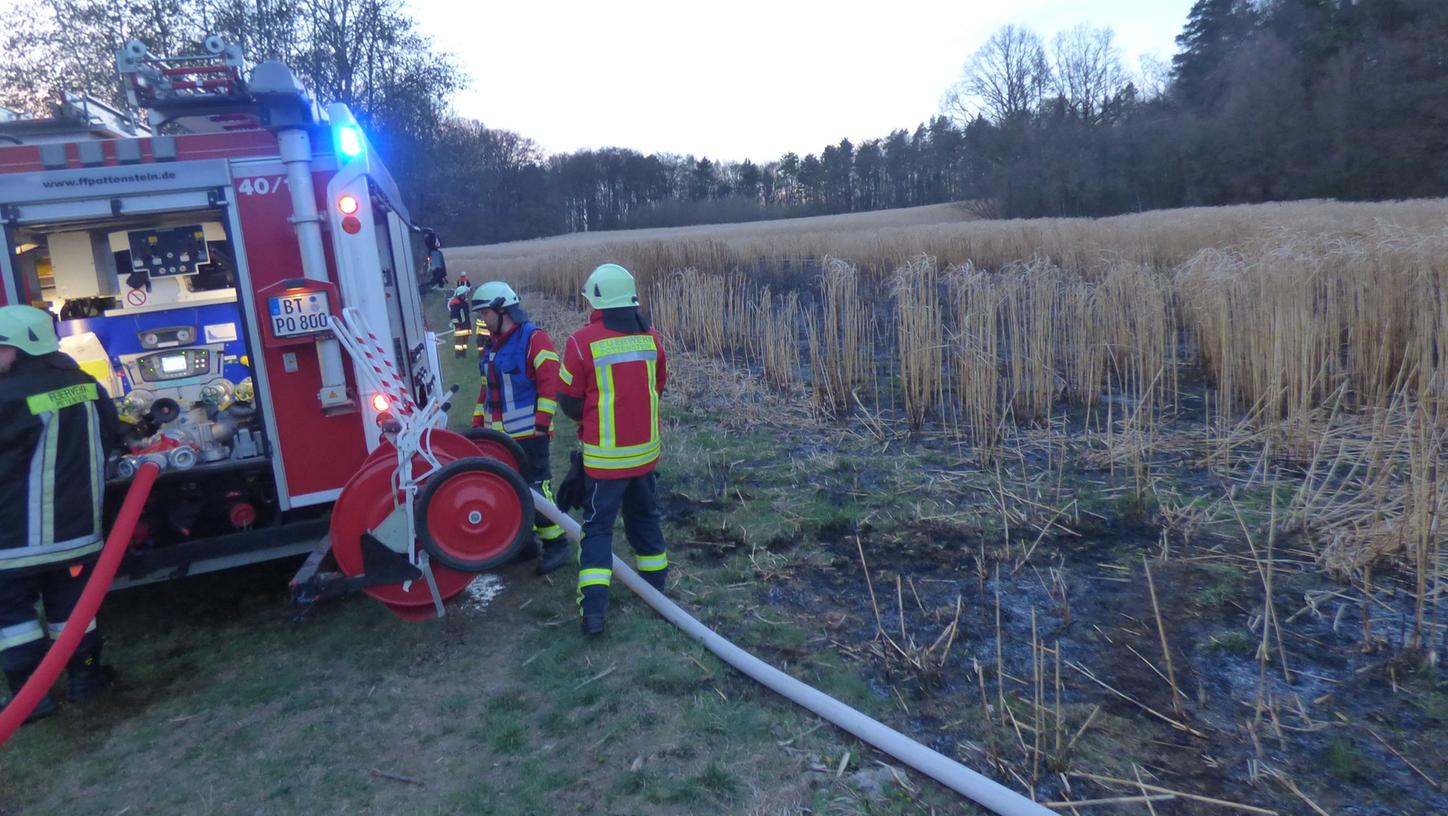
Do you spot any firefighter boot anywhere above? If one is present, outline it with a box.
[510,539,540,566]
[536,538,572,576]
[66,636,115,704]
[1,669,59,724]
[640,566,668,594]
[579,585,608,637]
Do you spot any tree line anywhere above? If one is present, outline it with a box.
[3,0,1446,245]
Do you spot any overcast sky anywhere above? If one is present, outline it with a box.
[408,0,1197,163]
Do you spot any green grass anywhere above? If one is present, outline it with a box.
[1196,562,1249,607]
[478,692,532,754]
[1422,693,1448,725]
[0,291,982,815]
[1207,629,1256,657]
[1326,736,1374,783]
[676,759,743,804]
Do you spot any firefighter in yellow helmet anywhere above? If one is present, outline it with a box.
[555,264,669,636]
[0,305,122,723]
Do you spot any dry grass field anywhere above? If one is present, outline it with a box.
[466,198,1448,587]
[475,198,1447,589]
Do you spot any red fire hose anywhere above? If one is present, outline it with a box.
[0,462,159,747]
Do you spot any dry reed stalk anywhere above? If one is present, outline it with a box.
[1052,567,1072,627]
[1143,557,1186,719]
[1177,228,1447,428]
[948,263,1004,451]
[1225,485,1291,728]
[1366,726,1441,787]
[1282,387,1447,591]
[895,575,908,647]
[1071,772,1279,815]
[1031,607,1043,788]
[1406,389,1445,652]
[891,255,944,428]
[1045,794,1177,808]
[1133,764,1160,816]
[1000,260,1063,423]
[973,657,1001,770]
[1052,641,1065,764]
[1062,705,1101,759]
[995,564,1006,717]
[648,268,751,360]
[756,287,801,390]
[1066,661,1207,738]
[807,258,870,415]
[855,534,885,637]
[1096,264,1174,410]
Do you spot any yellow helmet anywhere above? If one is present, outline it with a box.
[0,305,59,356]
[582,263,638,310]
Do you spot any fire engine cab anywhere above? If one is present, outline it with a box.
[0,39,534,619]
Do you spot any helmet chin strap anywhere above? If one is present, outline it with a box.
[487,308,513,337]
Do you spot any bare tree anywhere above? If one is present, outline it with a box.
[199,0,306,68]
[1051,24,1130,123]
[1136,53,1172,102]
[0,0,203,113]
[943,24,1051,124]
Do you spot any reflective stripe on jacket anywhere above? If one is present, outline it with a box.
[0,352,121,574]
[473,322,561,438]
[559,311,667,478]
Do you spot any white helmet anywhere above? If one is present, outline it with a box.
[471,281,520,311]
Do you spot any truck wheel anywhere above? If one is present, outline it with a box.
[461,427,529,480]
[414,456,533,572]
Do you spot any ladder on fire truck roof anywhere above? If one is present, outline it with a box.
[0,36,320,146]
[0,92,146,144]
[116,35,259,133]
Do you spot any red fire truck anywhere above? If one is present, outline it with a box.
[0,38,533,619]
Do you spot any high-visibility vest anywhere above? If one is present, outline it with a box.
[483,323,540,438]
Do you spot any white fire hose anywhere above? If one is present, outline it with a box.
[529,491,1053,816]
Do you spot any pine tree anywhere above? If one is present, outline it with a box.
[1171,0,1262,110]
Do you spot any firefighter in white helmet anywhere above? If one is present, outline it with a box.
[0,305,122,723]
[470,282,569,572]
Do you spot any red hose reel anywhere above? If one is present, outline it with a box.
[328,427,533,621]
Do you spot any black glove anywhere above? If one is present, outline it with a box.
[555,451,586,513]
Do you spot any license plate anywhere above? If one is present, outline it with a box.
[268,291,332,337]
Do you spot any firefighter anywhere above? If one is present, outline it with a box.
[470,282,569,573]
[424,230,447,290]
[449,280,472,357]
[0,305,122,723]
[556,263,669,636]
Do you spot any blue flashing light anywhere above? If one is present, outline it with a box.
[337,125,364,158]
